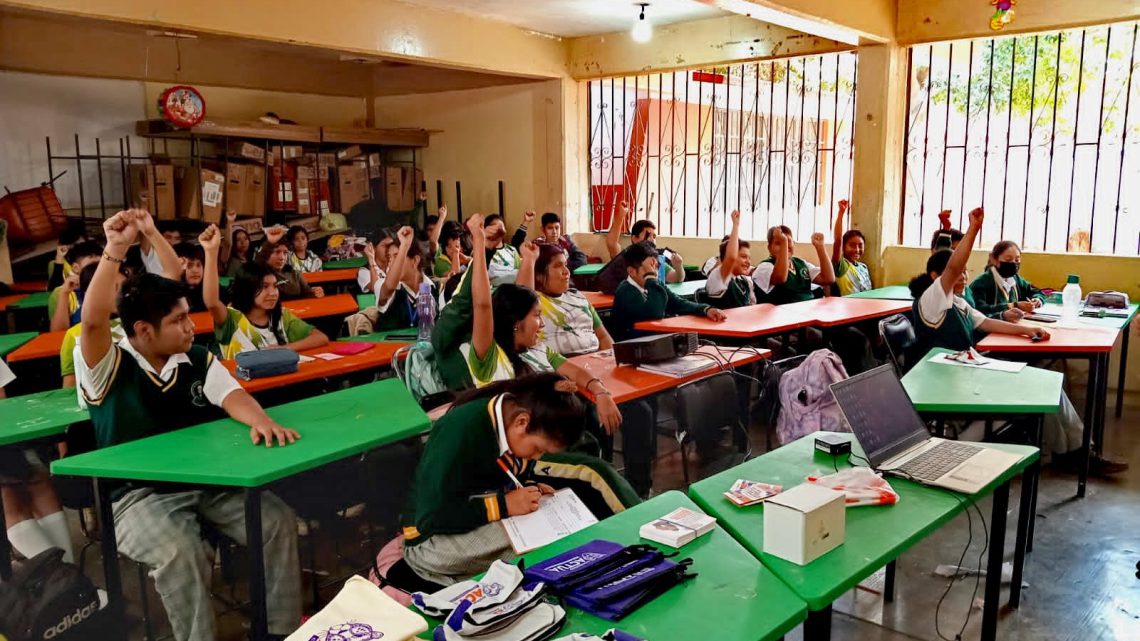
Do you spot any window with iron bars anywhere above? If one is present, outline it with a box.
[587,52,858,242]
[901,23,1140,255]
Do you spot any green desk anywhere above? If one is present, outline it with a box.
[0,331,38,358]
[688,434,1039,641]
[847,285,913,300]
[356,293,376,309]
[902,348,1063,415]
[219,275,232,289]
[323,257,367,270]
[338,328,418,344]
[418,491,807,641]
[8,291,51,310]
[667,279,707,299]
[0,387,89,578]
[572,263,604,276]
[53,379,430,641]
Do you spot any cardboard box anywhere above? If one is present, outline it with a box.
[336,145,363,161]
[763,484,845,565]
[270,163,297,211]
[244,165,266,217]
[273,145,303,161]
[367,153,382,178]
[227,141,265,163]
[128,163,176,220]
[230,217,263,237]
[385,166,423,211]
[290,215,321,233]
[177,167,226,223]
[224,164,247,215]
[338,163,370,212]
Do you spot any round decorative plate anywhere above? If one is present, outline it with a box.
[157,85,206,128]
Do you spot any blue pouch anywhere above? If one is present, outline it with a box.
[567,558,695,621]
[523,540,625,591]
[234,349,299,380]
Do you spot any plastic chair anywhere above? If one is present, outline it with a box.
[878,314,916,375]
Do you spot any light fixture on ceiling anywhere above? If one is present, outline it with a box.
[631,3,652,43]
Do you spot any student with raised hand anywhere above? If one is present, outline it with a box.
[256,225,324,300]
[219,211,253,277]
[47,240,102,328]
[202,224,328,359]
[77,210,303,641]
[46,227,87,291]
[603,201,685,284]
[286,225,323,273]
[831,200,872,295]
[481,213,523,286]
[359,231,396,296]
[968,240,1045,319]
[139,221,182,275]
[433,220,471,280]
[372,225,438,331]
[706,210,756,309]
[401,372,637,586]
[610,241,726,341]
[537,211,589,272]
[425,205,447,257]
[753,226,835,304]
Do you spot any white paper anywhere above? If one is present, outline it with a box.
[297,354,316,363]
[930,352,1026,373]
[314,353,343,361]
[501,489,598,554]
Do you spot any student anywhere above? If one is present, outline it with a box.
[424,213,441,256]
[968,240,1045,319]
[358,231,396,297]
[371,226,438,331]
[47,240,102,326]
[256,226,324,300]
[77,210,302,641]
[929,213,1018,320]
[831,200,872,295]
[59,263,132,389]
[604,201,685,283]
[705,210,756,309]
[46,227,88,291]
[537,212,588,272]
[752,226,835,304]
[0,358,77,566]
[286,226,322,273]
[610,241,726,341]
[140,221,182,274]
[482,214,523,287]
[219,211,253,277]
[401,372,638,586]
[906,208,1127,476]
[175,242,208,313]
[202,225,328,359]
[433,220,471,280]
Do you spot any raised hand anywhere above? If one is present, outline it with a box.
[811,232,826,247]
[60,273,81,294]
[519,240,540,263]
[938,209,953,231]
[438,205,448,219]
[730,209,740,225]
[103,210,140,248]
[264,226,286,244]
[363,243,376,263]
[523,210,536,225]
[132,209,158,237]
[397,225,415,246]
[54,244,70,263]
[838,200,850,216]
[199,225,221,253]
[968,207,984,228]
[466,213,485,238]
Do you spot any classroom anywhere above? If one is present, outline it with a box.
[0,1,1137,640]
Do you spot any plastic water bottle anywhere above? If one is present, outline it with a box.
[1061,274,1082,323]
[416,281,436,342]
[657,251,669,282]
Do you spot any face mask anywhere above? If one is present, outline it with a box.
[997,261,1020,278]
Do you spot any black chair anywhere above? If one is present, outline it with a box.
[878,314,916,374]
[754,354,808,451]
[671,373,747,485]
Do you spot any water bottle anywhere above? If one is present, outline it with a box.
[1061,274,1082,323]
[416,281,436,342]
[657,251,669,282]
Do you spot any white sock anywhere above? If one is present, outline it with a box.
[37,512,76,564]
[7,519,55,560]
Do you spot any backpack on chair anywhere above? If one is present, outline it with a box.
[0,548,102,641]
[774,349,851,445]
[394,342,454,411]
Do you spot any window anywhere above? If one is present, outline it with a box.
[901,23,1140,255]
[587,52,857,241]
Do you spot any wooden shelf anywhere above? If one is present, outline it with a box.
[321,127,430,147]
[136,119,321,143]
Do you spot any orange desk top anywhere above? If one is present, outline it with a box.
[302,268,359,285]
[6,330,69,363]
[281,294,359,319]
[979,325,1119,354]
[9,280,47,293]
[781,297,912,327]
[225,341,411,393]
[582,291,614,311]
[568,345,770,405]
[0,294,29,312]
[634,303,814,338]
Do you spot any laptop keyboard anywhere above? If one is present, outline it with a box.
[898,441,983,482]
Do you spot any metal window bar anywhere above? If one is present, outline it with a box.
[588,52,857,240]
[900,22,1140,255]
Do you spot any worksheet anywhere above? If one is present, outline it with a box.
[501,489,598,554]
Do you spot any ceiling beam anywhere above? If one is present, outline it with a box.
[695,0,895,45]
[897,0,1139,45]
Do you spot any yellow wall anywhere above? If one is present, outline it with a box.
[141,83,367,127]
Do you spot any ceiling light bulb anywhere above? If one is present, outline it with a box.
[631,5,652,43]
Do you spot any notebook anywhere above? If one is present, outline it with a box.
[501,489,598,554]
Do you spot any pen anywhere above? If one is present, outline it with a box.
[497,458,524,489]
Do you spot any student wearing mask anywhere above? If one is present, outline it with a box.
[968,240,1045,319]
[255,226,324,300]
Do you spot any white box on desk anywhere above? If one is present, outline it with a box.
[763,483,845,565]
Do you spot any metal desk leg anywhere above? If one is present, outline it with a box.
[803,605,832,641]
[1078,355,1099,498]
[1027,416,1042,553]
[884,560,896,603]
[1010,459,1038,609]
[1094,353,1111,457]
[981,481,1010,641]
[1116,321,1130,419]
[245,488,268,641]
[94,478,128,641]
[0,468,12,579]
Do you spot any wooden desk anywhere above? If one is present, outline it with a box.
[302,268,358,286]
[635,303,814,339]
[581,291,613,310]
[781,297,911,327]
[224,342,410,393]
[568,345,769,404]
[281,293,358,319]
[979,326,1118,498]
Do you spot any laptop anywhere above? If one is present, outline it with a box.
[830,365,1023,494]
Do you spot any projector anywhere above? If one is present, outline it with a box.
[613,333,699,366]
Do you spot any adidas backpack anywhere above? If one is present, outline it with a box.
[0,548,101,641]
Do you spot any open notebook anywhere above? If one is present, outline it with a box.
[500,489,598,554]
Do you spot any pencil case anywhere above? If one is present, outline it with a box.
[522,540,627,591]
[332,341,375,356]
[235,349,300,380]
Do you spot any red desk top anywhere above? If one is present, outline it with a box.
[979,325,1120,354]
[9,280,47,293]
[0,294,29,312]
[225,342,410,393]
[582,291,614,311]
[280,294,359,319]
[302,268,359,285]
[781,297,912,327]
[569,345,770,404]
[634,303,814,338]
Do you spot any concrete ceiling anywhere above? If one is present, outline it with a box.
[394,0,727,37]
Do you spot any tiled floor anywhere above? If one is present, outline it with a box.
[69,392,1140,641]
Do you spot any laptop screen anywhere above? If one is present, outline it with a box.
[830,365,931,468]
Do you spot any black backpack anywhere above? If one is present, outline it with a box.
[0,548,101,641]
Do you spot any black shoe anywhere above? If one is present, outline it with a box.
[1052,451,1130,477]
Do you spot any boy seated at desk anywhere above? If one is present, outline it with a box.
[77,210,303,641]
[358,230,396,297]
[174,242,208,313]
[610,241,726,341]
[47,240,102,330]
[256,226,325,301]
[705,210,756,309]
[908,207,1127,476]
[752,226,835,304]
[512,210,589,273]
[139,221,183,275]
[201,225,329,359]
[347,226,439,336]
[46,227,88,290]
[603,201,686,284]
